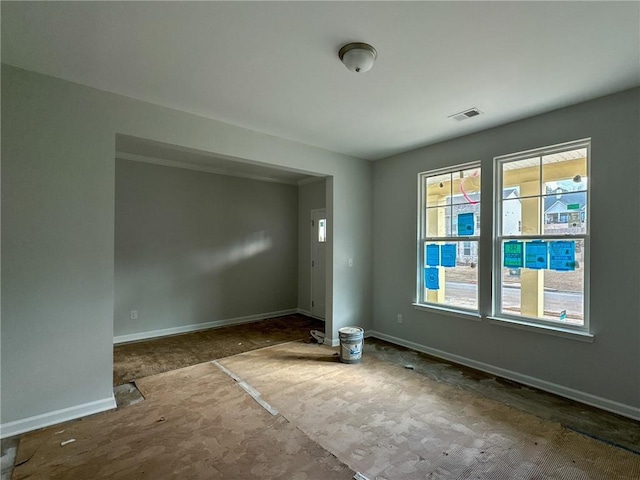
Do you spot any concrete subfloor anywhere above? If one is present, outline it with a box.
[364,338,640,454]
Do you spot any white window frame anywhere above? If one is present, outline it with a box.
[415,161,482,316]
[492,138,591,335]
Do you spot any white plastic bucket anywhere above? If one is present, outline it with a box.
[338,326,364,364]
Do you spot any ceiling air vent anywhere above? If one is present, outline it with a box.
[448,108,483,122]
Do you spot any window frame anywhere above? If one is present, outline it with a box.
[415,161,482,316]
[492,138,591,334]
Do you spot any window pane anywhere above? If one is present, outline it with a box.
[499,239,584,326]
[318,219,327,242]
[543,192,587,234]
[453,203,480,237]
[544,240,584,325]
[500,265,522,316]
[502,157,540,198]
[451,167,481,205]
[542,148,587,195]
[502,197,541,236]
[503,186,520,200]
[425,173,451,208]
[426,206,451,237]
[423,241,478,310]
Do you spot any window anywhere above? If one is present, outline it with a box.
[417,163,481,312]
[494,139,589,331]
[318,219,327,243]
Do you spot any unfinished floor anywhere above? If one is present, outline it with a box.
[11,359,354,480]
[6,319,640,479]
[113,314,325,385]
[218,341,640,478]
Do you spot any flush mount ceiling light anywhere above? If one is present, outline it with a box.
[339,42,377,73]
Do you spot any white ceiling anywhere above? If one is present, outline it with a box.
[3,2,639,161]
[115,134,320,185]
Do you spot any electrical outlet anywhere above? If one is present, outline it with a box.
[348,258,353,267]
[397,314,403,324]
[130,310,138,320]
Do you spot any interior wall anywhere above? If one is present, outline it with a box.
[297,178,327,314]
[1,65,373,434]
[114,159,298,340]
[372,87,640,416]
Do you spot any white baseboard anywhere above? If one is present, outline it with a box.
[327,337,339,347]
[296,308,326,322]
[0,395,116,439]
[368,330,640,422]
[114,309,298,345]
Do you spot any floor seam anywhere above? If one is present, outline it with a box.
[212,360,279,416]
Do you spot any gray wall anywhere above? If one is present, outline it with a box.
[373,88,640,415]
[297,179,327,314]
[1,65,373,430]
[115,159,298,338]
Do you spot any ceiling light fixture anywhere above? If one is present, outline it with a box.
[339,42,377,73]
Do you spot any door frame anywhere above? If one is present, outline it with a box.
[310,208,326,320]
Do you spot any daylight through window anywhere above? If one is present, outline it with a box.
[318,219,327,243]
[417,163,481,312]
[494,139,589,330]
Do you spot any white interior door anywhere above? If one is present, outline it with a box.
[311,209,326,319]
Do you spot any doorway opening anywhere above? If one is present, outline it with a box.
[310,208,327,320]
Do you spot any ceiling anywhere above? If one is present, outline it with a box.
[3,2,639,161]
[115,135,320,185]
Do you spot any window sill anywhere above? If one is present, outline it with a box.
[413,303,482,321]
[487,316,594,343]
